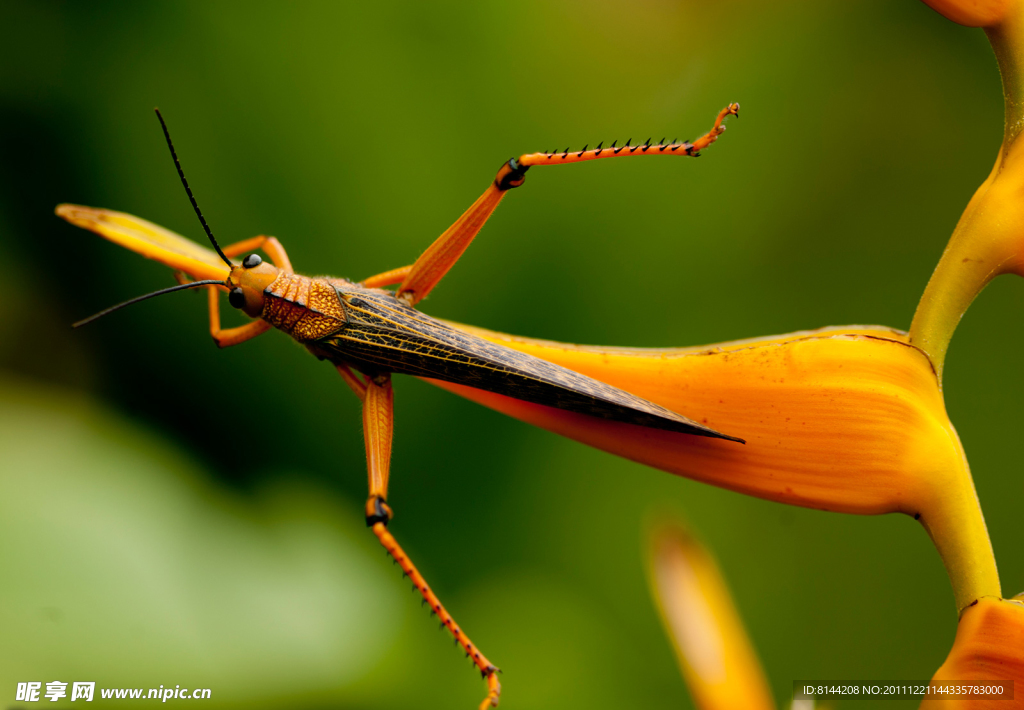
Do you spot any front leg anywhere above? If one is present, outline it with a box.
[358,372,501,709]
[205,235,292,348]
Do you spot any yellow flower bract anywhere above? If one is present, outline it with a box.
[431,323,998,613]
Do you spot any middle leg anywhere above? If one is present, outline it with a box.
[358,372,501,709]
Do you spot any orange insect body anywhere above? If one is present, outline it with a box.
[58,104,740,709]
[260,272,348,342]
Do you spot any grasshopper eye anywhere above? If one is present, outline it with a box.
[242,253,262,268]
[228,287,246,309]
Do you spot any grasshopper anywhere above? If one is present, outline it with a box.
[58,104,741,708]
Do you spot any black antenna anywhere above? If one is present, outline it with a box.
[154,108,233,267]
[73,280,225,328]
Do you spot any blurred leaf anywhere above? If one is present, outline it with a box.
[0,377,400,707]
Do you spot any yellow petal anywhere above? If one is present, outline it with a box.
[429,324,999,612]
[55,204,230,282]
[919,596,1024,709]
[919,0,1011,27]
[647,523,775,710]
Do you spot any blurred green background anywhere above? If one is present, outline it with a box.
[1,1,1021,708]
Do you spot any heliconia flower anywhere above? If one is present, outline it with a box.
[647,523,775,710]
[919,596,1024,709]
[432,324,997,614]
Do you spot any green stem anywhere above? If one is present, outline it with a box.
[988,8,1024,151]
[919,446,1002,613]
[906,168,999,381]
[909,5,1024,379]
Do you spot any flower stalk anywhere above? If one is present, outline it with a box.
[910,1,1024,379]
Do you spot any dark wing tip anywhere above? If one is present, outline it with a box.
[716,430,746,445]
[684,420,745,444]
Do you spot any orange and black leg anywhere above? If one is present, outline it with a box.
[514,102,739,169]
[379,103,739,305]
[204,235,292,348]
[346,370,501,709]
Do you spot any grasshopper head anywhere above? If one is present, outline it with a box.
[226,253,280,318]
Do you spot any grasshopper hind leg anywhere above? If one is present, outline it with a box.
[390,103,738,307]
[370,521,501,709]
[354,371,502,708]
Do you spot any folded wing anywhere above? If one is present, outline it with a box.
[318,286,742,442]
